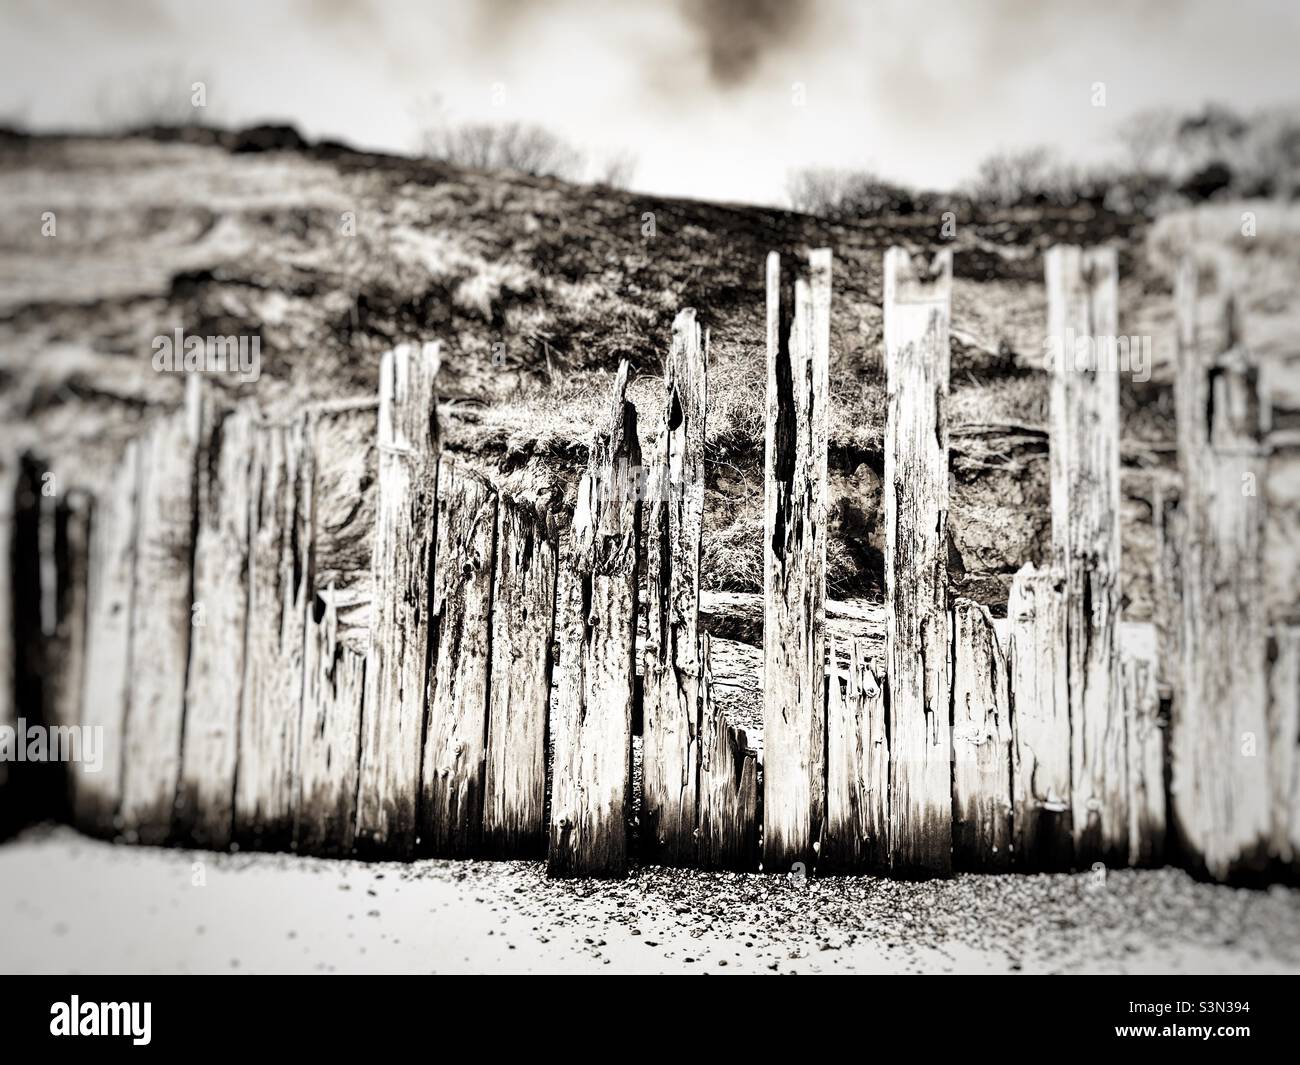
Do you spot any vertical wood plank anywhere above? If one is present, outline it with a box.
[235,417,311,850]
[175,403,255,849]
[884,247,953,878]
[1123,644,1166,867]
[295,402,377,857]
[1046,245,1126,867]
[7,455,47,828]
[0,458,14,835]
[420,456,497,857]
[356,342,440,857]
[697,634,759,870]
[548,361,641,878]
[49,488,93,819]
[823,635,888,872]
[483,493,557,859]
[1267,627,1300,869]
[120,385,202,845]
[762,248,831,874]
[1007,563,1073,869]
[1170,261,1271,879]
[952,598,1013,870]
[642,308,707,865]
[73,440,139,837]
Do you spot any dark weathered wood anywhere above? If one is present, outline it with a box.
[420,456,497,857]
[48,489,92,732]
[1007,563,1072,869]
[1267,626,1300,869]
[951,598,1013,870]
[823,635,888,872]
[1123,638,1165,867]
[483,493,557,858]
[1169,260,1271,880]
[46,488,93,819]
[642,308,708,866]
[176,402,255,848]
[120,386,201,844]
[235,417,311,850]
[8,454,50,828]
[1046,245,1126,867]
[696,635,759,870]
[356,343,440,857]
[548,361,641,878]
[73,440,139,837]
[884,247,953,878]
[0,459,14,834]
[295,402,377,857]
[762,248,831,874]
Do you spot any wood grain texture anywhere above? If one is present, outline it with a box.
[1046,245,1126,867]
[952,598,1013,870]
[420,456,497,857]
[0,459,13,831]
[295,402,377,857]
[1267,627,1300,869]
[1122,637,1166,868]
[483,493,557,859]
[823,635,888,872]
[73,440,139,837]
[1169,261,1271,880]
[356,343,440,857]
[884,247,953,878]
[119,386,201,845]
[235,417,311,850]
[762,249,831,874]
[46,489,93,820]
[697,635,759,870]
[176,402,255,849]
[548,361,641,878]
[1007,563,1072,869]
[642,308,707,866]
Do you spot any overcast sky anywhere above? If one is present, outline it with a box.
[2,0,1297,205]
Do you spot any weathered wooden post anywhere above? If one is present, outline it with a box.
[120,379,202,844]
[73,440,139,837]
[548,361,641,878]
[356,342,441,858]
[1169,259,1271,880]
[884,247,952,878]
[295,400,378,856]
[46,487,93,820]
[951,598,1013,870]
[176,400,256,848]
[696,634,759,870]
[1268,627,1300,870]
[235,416,311,850]
[1123,641,1165,867]
[1046,245,1126,867]
[0,459,14,836]
[420,456,497,857]
[763,248,831,874]
[295,400,377,858]
[822,635,888,872]
[483,494,558,858]
[1007,562,1072,869]
[642,308,707,866]
[9,454,50,825]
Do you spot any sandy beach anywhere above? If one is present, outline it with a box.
[2,826,1297,975]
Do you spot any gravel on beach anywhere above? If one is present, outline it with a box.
[2,825,1297,974]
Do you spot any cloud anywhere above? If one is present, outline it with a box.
[679,0,822,87]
